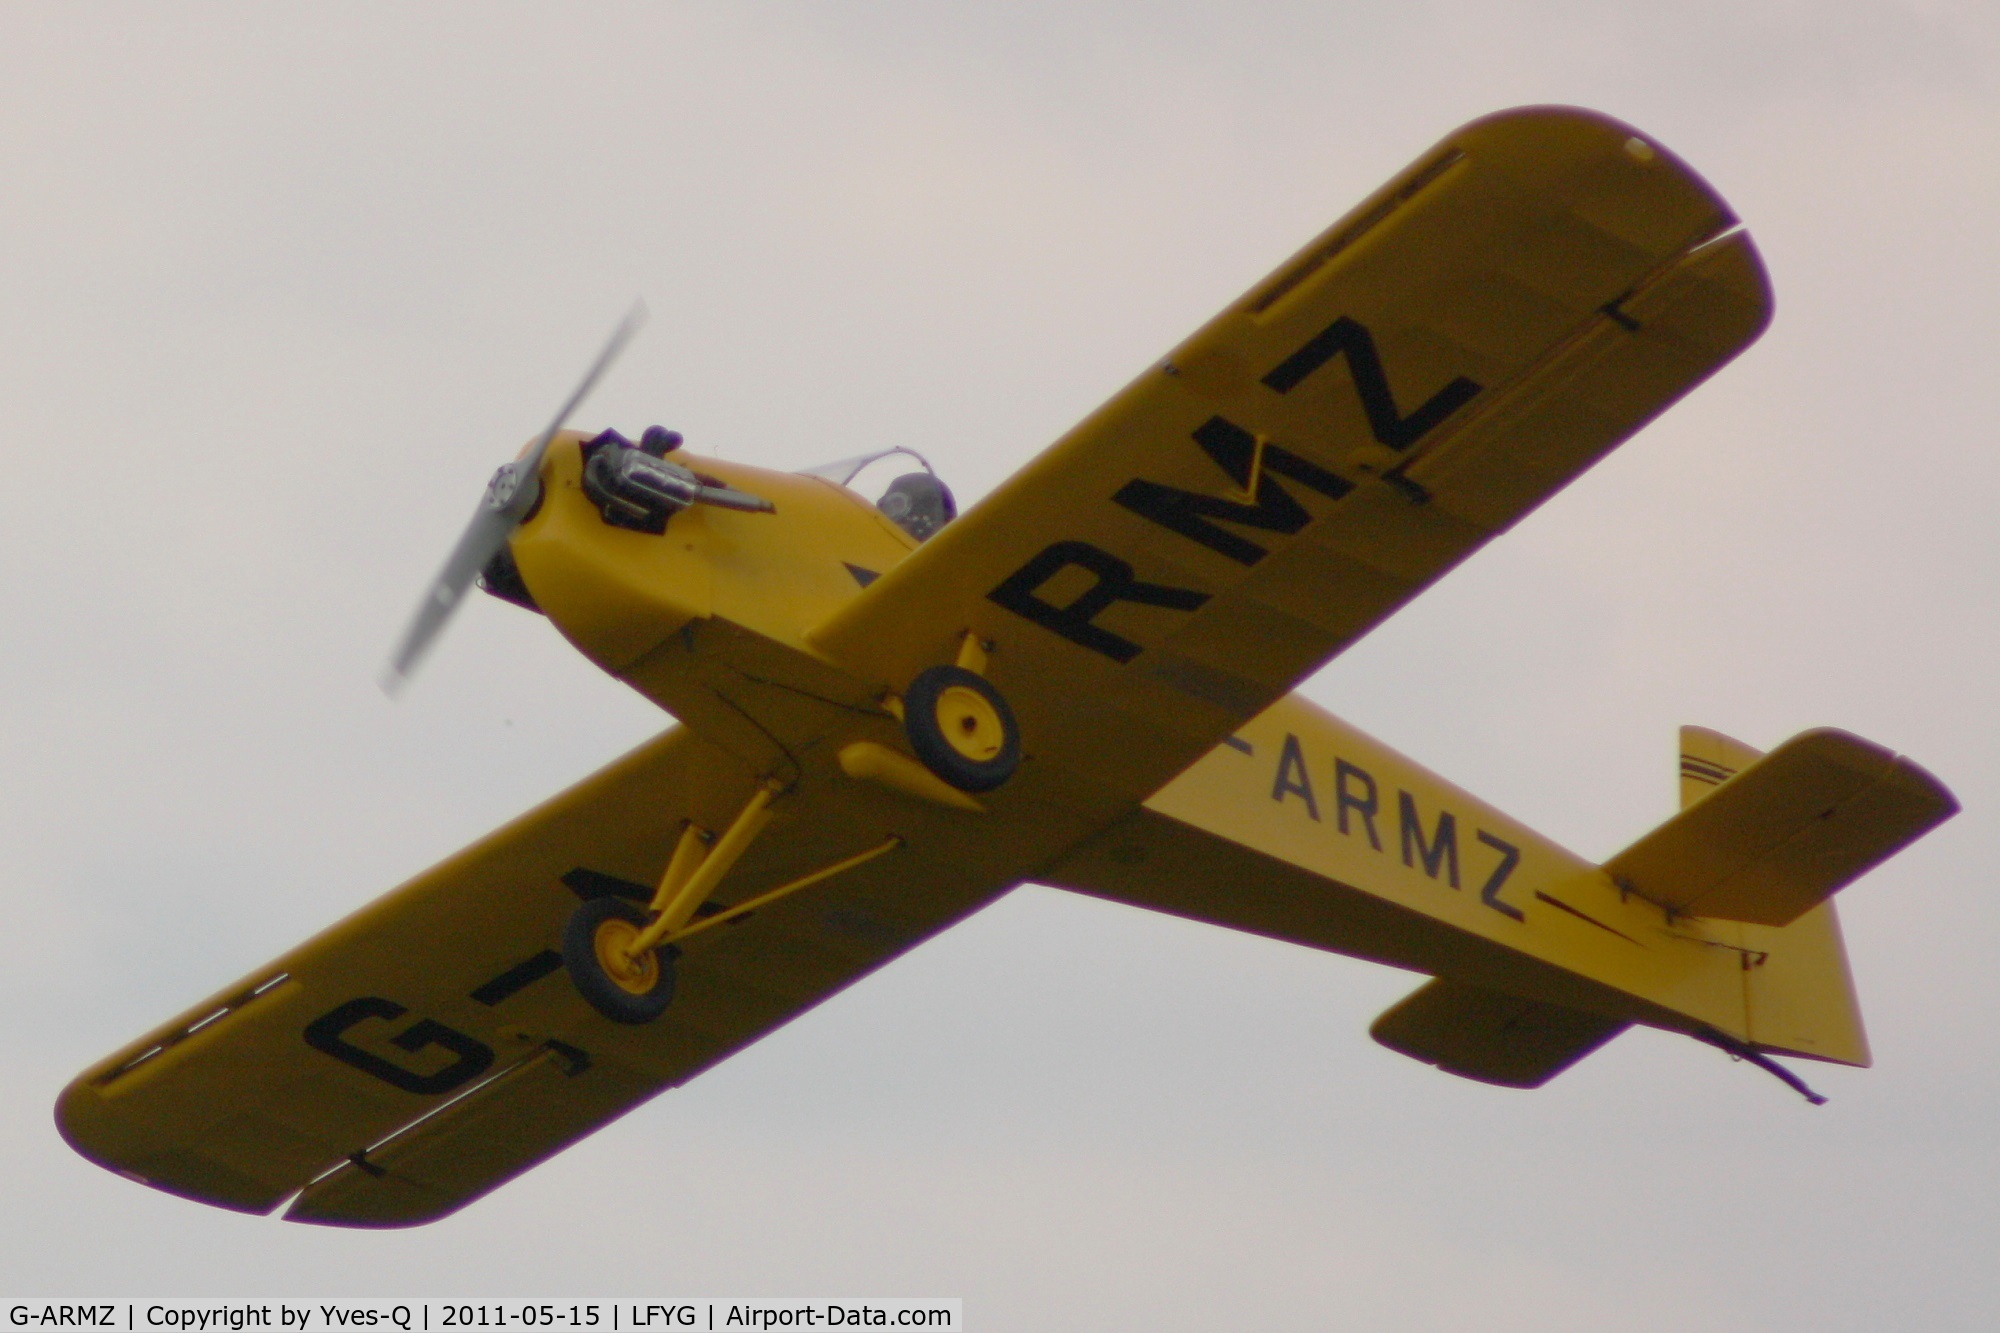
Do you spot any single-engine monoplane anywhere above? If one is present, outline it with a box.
[59,107,1957,1227]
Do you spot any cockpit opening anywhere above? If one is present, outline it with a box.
[797,447,958,543]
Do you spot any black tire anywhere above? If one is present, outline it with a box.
[562,896,678,1024]
[903,664,1021,793]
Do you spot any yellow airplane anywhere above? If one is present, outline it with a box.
[59,106,1957,1228]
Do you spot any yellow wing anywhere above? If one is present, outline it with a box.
[58,727,1015,1227]
[811,106,1771,812]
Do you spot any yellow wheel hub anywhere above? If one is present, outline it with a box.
[934,684,1006,762]
[592,916,660,996]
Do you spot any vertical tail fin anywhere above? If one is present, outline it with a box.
[1679,725,1760,810]
[1677,726,1872,1066]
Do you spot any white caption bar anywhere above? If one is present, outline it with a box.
[3,1304,961,1333]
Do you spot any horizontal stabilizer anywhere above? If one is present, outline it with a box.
[1370,978,1627,1088]
[1604,728,1957,926]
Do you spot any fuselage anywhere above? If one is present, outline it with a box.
[510,435,922,782]
[501,432,1858,1063]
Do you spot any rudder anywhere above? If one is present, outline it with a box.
[1663,726,1942,1066]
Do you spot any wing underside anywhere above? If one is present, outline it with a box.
[810,106,1774,819]
[59,728,1017,1227]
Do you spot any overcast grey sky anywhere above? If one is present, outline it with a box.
[3,3,1997,1328]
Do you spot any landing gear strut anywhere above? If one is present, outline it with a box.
[561,779,903,1025]
[562,783,776,1025]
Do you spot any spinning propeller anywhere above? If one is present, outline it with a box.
[382,304,648,693]
[382,306,787,693]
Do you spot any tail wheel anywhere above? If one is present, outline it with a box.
[903,664,1021,793]
[563,896,677,1024]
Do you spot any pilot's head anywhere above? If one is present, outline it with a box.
[879,472,957,542]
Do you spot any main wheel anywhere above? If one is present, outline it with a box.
[903,664,1021,793]
[562,896,677,1024]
